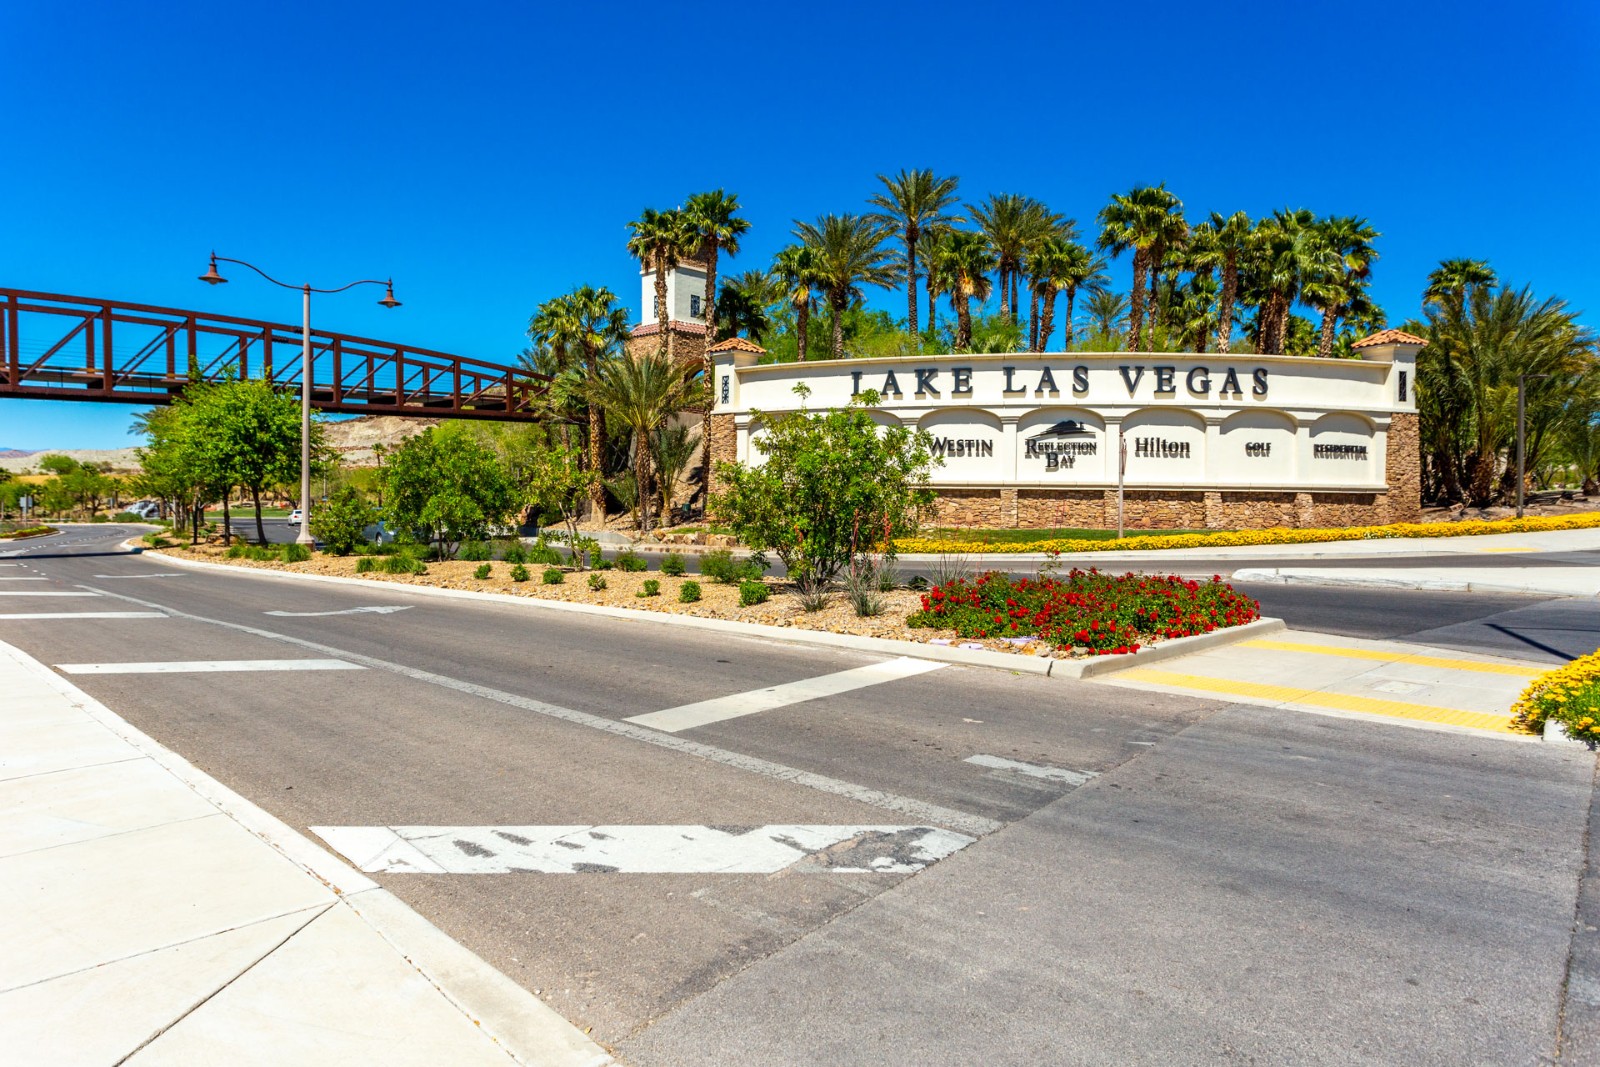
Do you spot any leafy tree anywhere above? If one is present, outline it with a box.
[133,404,221,543]
[793,214,897,359]
[867,169,962,337]
[189,379,317,543]
[518,436,597,554]
[382,425,517,559]
[310,486,375,555]
[587,353,691,532]
[713,388,937,586]
[36,454,79,477]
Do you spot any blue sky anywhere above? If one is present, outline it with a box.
[3,0,1596,448]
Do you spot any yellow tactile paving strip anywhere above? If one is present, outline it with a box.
[1115,668,1520,734]
[1236,639,1546,678]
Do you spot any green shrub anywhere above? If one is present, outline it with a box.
[280,542,311,564]
[614,550,647,572]
[587,573,607,591]
[739,579,770,606]
[224,542,247,559]
[473,563,492,580]
[356,557,375,573]
[529,538,566,566]
[309,487,375,555]
[594,558,614,570]
[510,563,530,582]
[701,549,735,583]
[678,580,701,603]
[379,554,426,575]
[542,567,564,584]
[141,531,167,547]
[660,552,686,577]
[458,541,492,562]
[502,543,528,565]
[90,514,109,523]
[113,511,144,522]
[638,578,660,598]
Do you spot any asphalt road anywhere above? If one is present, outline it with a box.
[4,525,1597,1064]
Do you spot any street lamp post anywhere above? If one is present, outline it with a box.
[199,254,400,544]
[1515,373,1552,520]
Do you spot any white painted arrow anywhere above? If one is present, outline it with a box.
[264,605,413,617]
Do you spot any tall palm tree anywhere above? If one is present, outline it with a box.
[968,194,1052,324]
[1189,211,1253,353]
[1247,208,1317,355]
[717,269,776,343]
[918,223,954,336]
[1097,184,1185,351]
[1084,290,1129,341]
[792,214,896,359]
[1302,215,1381,358]
[625,207,698,363]
[1045,241,1107,350]
[772,245,819,361]
[586,353,691,533]
[866,169,961,337]
[529,286,630,518]
[1424,258,1498,313]
[931,231,995,350]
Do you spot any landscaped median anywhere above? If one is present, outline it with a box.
[0,524,57,540]
[1510,649,1600,746]
[149,542,1268,670]
[894,510,1600,555]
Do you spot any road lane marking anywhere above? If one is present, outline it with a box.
[626,657,946,733]
[1478,546,1539,553]
[0,612,167,620]
[55,658,363,675]
[78,582,1001,836]
[313,824,976,875]
[0,577,48,581]
[964,754,1098,785]
[264,606,412,617]
[1114,668,1519,734]
[0,591,99,597]
[92,573,186,579]
[1237,639,1546,677]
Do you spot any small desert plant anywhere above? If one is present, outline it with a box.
[502,543,528,565]
[931,552,971,587]
[587,573,607,591]
[845,561,885,617]
[795,577,831,612]
[356,557,375,573]
[660,552,686,576]
[678,580,701,603]
[473,563,492,580]
[614,550,648,572]
[280,542,312,564]
[700,549,736,582]
[379,554,426,575]
[510,563,530,582]
[458,541,492,562]
[638,578,660,597]
[739,579,770,606]
[542,567,564,584]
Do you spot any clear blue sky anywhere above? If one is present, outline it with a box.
[3,0,1595,448]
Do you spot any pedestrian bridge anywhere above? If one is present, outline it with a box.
[0,287,547,420]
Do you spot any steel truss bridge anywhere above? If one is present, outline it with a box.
[0,288,547,420]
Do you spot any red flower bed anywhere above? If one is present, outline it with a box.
[906,568,1260,655]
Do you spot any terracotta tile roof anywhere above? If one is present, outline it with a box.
[630,320,708,337]
[1352,328,1428,348]
[708,336,766,354]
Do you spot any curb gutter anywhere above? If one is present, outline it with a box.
[1230,567,1597,597]
[148,548,1279,680]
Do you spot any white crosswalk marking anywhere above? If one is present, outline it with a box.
[0,612,167,620]
[0,591,98,597]
[964,754,1098,785]
[626,657,946,733]
[313,824,976,874]
[55,659,363,675]
[0,577,48,581]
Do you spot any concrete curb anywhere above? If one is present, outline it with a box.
[0,635,615,1067]
[148,548,1278,681]
[1230,567,1597,597]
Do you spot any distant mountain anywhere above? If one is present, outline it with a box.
[0,448,34,459]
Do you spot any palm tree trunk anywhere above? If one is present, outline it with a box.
[1011,271,1020,328]
[956,293,972,349]
[796,302,809,362]
[1467,451,1496,507]
[998,265,1010,323]
[699,243,719,506]
[1038,291,1058,352]
[1128,249,1148,351]
[588,381,606,519]
[654,266,672,363]
[637,432,653,533]
[831,293,846,359]
[1064,287,1077,349]
[1316,307,1338,359]
[1028,288,1040,350]
[1215,259,1238,354]
[926,277,937,333]
[905,228,919,337]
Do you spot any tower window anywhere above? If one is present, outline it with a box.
[690,294,702,318]
[1398,370,1408,402]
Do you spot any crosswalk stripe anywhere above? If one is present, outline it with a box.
[964,754,1098,785]
[312,824,976,875]
[0,591,98,597]
[0,612,167,620]
[0,577,48,581]
[1237,639,1545,677]
[626,657,946,733]
[55,658,363,675]
[1114,668,1519,734]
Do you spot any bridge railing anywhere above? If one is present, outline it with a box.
[0,287,548,420]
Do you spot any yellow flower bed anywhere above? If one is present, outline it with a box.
[1510,649,1600,744]
[895,510,1600,555]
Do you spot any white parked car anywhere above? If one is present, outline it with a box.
[287,508,304,526]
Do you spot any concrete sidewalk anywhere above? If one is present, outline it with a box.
[0,638,612,1066]
[1231,563,1600,596]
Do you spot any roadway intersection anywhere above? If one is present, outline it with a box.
[3,524,1597,1064]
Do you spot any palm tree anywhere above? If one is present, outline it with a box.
[931,231,995,350]
[968,194,1050,324]
[772,244,819,361]
[1188,211,1252,353]
[530,286,630,518]
[651,422,699,520]
[625,207,699,363]
[1097,184,1185,351]
[1043,241,1107,350]
[1302,216,1381,358]
[918,223,954,336]
[587,353,691,533]
[866,169,961,337]
[1424,258,1498,312]
[792,214,896,359]
[1172,273,1220,352]
[716,269,775,343]
[1084,290,1129,341]
[1247,208,1317,355]
[683,190,749,502]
